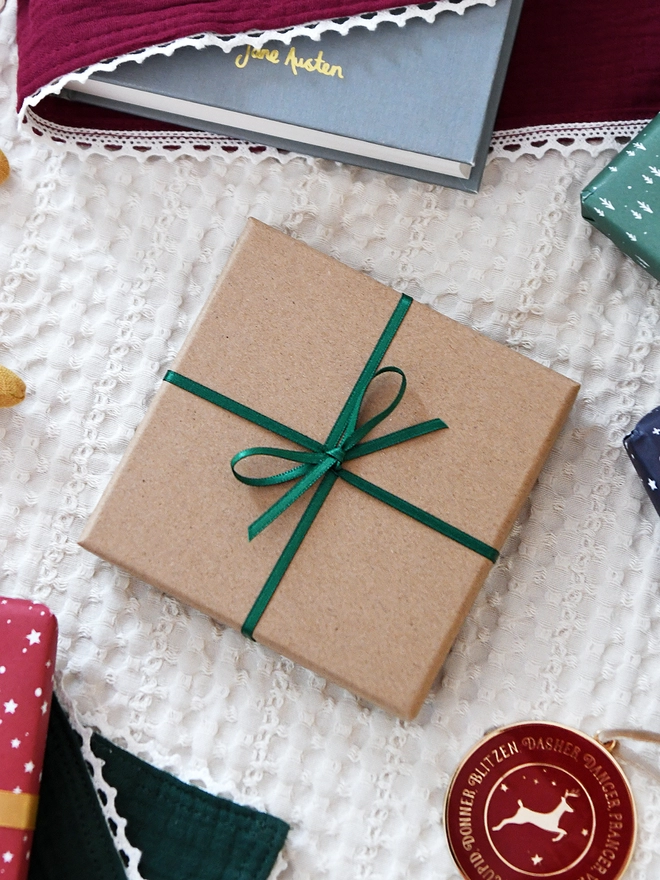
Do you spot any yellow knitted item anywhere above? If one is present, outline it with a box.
[0,365,25,407]
[0,149,9,185]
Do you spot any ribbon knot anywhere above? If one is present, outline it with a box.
[163,292,499,640]
[325,446,345,469]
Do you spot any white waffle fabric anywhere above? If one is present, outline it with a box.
[2,4,660,880]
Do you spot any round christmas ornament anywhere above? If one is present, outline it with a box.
[445,721,636,880]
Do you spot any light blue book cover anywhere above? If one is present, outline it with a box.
[64,0,523,191]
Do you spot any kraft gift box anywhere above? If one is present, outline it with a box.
[0,597,57,880]
[581,113,660,281]
[79,219,579,719]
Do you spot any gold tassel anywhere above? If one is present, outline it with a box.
[0,365,26,407]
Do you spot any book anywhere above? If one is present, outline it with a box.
[62,0,524,191]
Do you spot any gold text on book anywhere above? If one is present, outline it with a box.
[235,45,344,79]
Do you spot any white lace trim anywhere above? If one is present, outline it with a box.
[19,0,494,118]
[24,108,648,165]
[55,688,146,880]
[490,119,651,161]
[22,106,313,164]
[55,686,289,880]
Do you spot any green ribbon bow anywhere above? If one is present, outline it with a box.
[164,293,498,639]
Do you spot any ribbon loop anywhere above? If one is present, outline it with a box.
[343,366,406,450]
[231,446,321,487]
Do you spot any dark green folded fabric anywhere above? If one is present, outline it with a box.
[29,697,289,880]
[29,695,128,880]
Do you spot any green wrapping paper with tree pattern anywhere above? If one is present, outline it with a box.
[581,113,660,280]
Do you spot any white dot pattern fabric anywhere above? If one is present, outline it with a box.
[2,4,660,879]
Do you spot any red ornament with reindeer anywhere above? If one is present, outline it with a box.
[0,598,57,880]
[445,721,635,880]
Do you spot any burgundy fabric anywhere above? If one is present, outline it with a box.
[17,0,660,132]
[495,0,660,129]
[33,95,189,132]
[16,0,412,107]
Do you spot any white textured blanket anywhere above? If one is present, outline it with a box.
[2,3,660,878]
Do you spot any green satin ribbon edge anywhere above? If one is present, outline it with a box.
[163,293,498,639]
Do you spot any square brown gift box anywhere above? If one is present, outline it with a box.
[80,219,579,719]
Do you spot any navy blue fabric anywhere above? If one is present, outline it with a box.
[624,406,660,518]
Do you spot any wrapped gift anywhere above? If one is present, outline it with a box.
[581,113,660,280]
[624,405,660,517]
[80,220,579,719]
[0,597,57,880]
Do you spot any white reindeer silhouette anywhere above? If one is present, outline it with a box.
[492,789,579,842]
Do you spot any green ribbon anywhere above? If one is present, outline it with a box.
[164,293,498,639]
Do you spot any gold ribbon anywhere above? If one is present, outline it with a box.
[0,790,39,830]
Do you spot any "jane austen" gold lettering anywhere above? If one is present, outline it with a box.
[235,46,280,68]
[284,47,343,78]
[233,44,343,79]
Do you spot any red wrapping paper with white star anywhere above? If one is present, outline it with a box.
[0,598,57,880]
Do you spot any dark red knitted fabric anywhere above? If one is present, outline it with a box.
[18,0,660,130]
[31,95,189,131]
[495,0,660,129]
[16,0,414,107]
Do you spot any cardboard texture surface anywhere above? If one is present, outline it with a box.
[79,220,579,719]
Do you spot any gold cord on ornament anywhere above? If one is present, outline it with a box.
[595,728,660,751]
[595,728,660,784]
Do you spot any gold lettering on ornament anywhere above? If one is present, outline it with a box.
[466,741,519,787]
[587,833,623,877]
[582,754,622,810]
[521,734,582,761]
[234,44,344,79]
[458,788,476,851]
[468,850,503,880]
